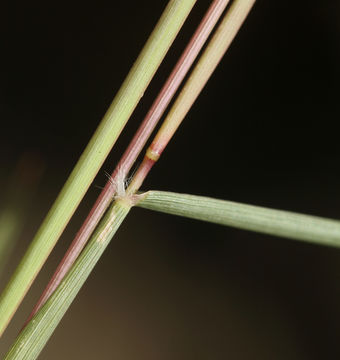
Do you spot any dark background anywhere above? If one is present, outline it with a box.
[1,0,339,359]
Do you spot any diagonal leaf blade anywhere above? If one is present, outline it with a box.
[137,190,340,248]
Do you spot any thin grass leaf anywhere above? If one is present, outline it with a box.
[0,0,196,336]
[137,190,340,248]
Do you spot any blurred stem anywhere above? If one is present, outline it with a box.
[0,0,196,337]
[0,212,21,278]
[138,190,340,248]
[0,153,44,279]
[25,0,229,322]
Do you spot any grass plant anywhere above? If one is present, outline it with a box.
[4,0,256,357]
[1,0,338,358]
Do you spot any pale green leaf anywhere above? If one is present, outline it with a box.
[137,190,340,248]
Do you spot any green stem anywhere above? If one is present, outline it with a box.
[137,190,340,248]
[0,0,196,336]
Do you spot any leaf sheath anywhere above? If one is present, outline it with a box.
[4,201,131,360]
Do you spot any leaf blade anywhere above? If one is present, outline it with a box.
[137,190,340,248]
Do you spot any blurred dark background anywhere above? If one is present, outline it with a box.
[1,0,339,359]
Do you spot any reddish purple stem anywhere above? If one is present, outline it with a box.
[25,0,229,324]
